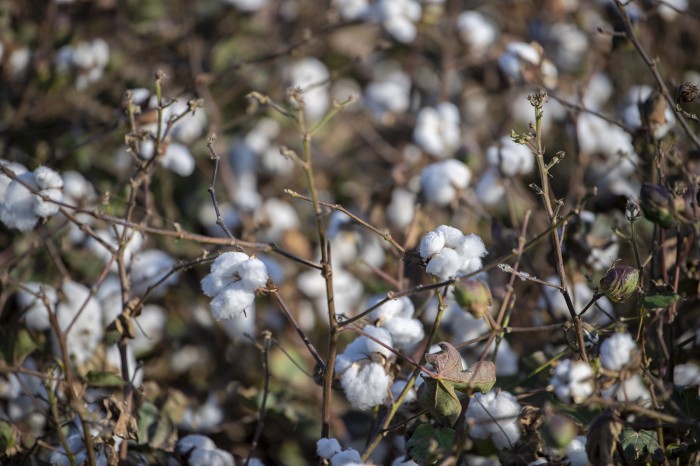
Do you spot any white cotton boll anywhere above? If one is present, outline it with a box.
[420,159,471,206]
[386,188,416,229]
[377,0,422,44]
[285,58,330,122]
[390,380,417,404]
[130,249,178,297]
[475,167,506,206]
[17,283,57,331]
[201,252,250,297]
[382,317,424,350]
[317,438,343,459]
[602,374,649,403]
[413,103,461,158]
[539,277,612,326]
[583,73,613,110]
[340,361,391,410]
[177,435,216,455]
[0,374,21,400]
[179,395,224,432]
[435,225,464,249]
[499,42,541,79]
[0,161,28,200]
[548,23,588,72]
[9,47,31,78]
[90,39,109,68]
[364,69,412,123]
[209,283,255,320]
[551,359,594,404]
[447,304,490,345]
[238,257,269,290]
[359,326,394,358]
[168,100,207,145]
[331,449,363,466]
[222,303,256,341]
[131,305,166,355]
[0,171,40,231]
[426,247,462,280]
[600,333,637,371]
[674,363,700,387]
[456,234,486,273]
[160,143,195,176]
[260,145,294,177]
[419,230,445,259]
[368,296,415,321]
[565,436,589,466]
[105,344,141,387]
[457,11,497,57]
[87,227,144,271]
[658,0,687,21]
[62,171,95,206]
[492,339,519,377]
[335,0,371,20]
[466,391,521,451]
[97,276,122,326]
[54,281,104,365]
[487,136,534,177]
[188,448,235,466]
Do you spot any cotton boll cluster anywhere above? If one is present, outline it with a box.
[457,11,498,58]
[498,42,557,88]
[130,249,179,297]
[0,166,63,231]
[364,66,412,124]
[365,295,424,350]
[486,135,534,177]
[0,160,28,201]
[86,226,144,272]
[673,362,700,388]
[176,434,235,466]
[538,276,613,326]
[465,390,521,450]
[55,38,109,90]
[316,437,365,465]
[335,326,393,410]
[201,252,269,320]
[565,436,589,466]
[413,102,461,158]
[419,225,486,281]
[17,282,57,331]
[601,374,650,403]
[54,281,104,366]
[375,0,422,44]
[550,359,595,404]
[600,333,638,371]
[420,159,471,206]
[285,57,330,122]
[297,268,364,321]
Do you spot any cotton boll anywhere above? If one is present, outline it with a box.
[539,276,613,326]
[486,136,534,177]
[330,449,363,466]
[600,333,637,371]
[475,167,506,206]
[209,283,255,320]
[391,456,419,466]
[130,249,178,297]
[376,0,422,44]
[317,438,343,459]
[673,362,700,387]
[367,295,415,321]
[565,436,589,466]
[105,344,141,387]
[413,103,461,158]
[420,159,471,206]
[582,73,614,111]
[456,234,487,274]
[466,391,521,450]
[334,0,371,20]
[491,339,519,377]
[177,435,216,455]
[364,69,412,123]
[602,374,649,403]
[657,0,687,21]
[457,11,497,57]
[551,359,594,403]
[381,317,424,350]
[499,42,541,79]
[238,257,269,290]
[168,99,207,145]
[344,326,394,360]
[390,380,417,404]
[198,201,240,238]
[419,230,446,259]
[340,361,391,410]
[179,395,224,432]
[221,303,256,341]
[17,283,57,331]
[62,171,96,206]
[160,142,195,176]
[222,0,267,12]
[201,252,250,297]
[188,448,235,466]
[130,305,166,355]
[386,188,416,229]
[260,145,295,177]
[0,172,39,231]
[54,281,104,365]
[548,23,588,73]
[0,161,28,201]
[285,58,330,122]
[426,247,462,280]
[436,225,464,249]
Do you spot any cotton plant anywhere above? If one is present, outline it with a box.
[335,326,394,410]
[419,225,487,281]
[600,332,639,372]
[55,38,109,90]
[316,438,364,465]
[419,159,471,206]
[284,57,330,122]
[465,390,522,451]
[201,251,269,320]
[456,11,498,58]
[550,359,595,404]
[365,295,424,350]
[364,65,412,124]
[375,0,422,44]
[176,434,235,466]
[413,102,461,158]
[0,166,63,232]
[129,249,179,297]
[486,135,534,178]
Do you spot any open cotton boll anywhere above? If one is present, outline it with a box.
[600,333,637,371]
[0,168,63,231]
[105,344,141,387]
[130,249,178,297]
[486,136,534,177]
[179,395,224,432]
[426,247,462,280]
[17,283,57,331]
[131,305,166,355]
[391,456,419,466]
[376,0,422,44]
[334,0,372,20]
[367,295,415,321]
[317,438,343,459]
[565,436,589,466]
[466,391,521,450]
[420,159,471,206]
[285,58,330,122]
[657,0,687,21]
[0,161,28,200]
[168,99,207,145]
[457,11,497,57]
[435,225,464,248]
[547,23,588,73]
[210,283,256,320]
[364,68,412,123]
[551,359,594,403]
[381,317,424,350]
[602,374,650,403]
[539,276,613,326]
[331,449,363,466]
[86,227,144,271]
[475,167,506,206]
[54,281,104,365]
[139,140,195,176]
[390,380,417,404]
[673,362,700,388]
[420,230,446,259]
[413,103,461,158]
[201,252,250,297]
[237,257,269,289]
[32,166,64,217]
[340,361,391,410]
[456,234,487,273]
[386,188,416,229]
[344,326,395,361]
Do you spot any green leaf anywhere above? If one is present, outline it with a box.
[643,290,679,309]
[406,423,455,465]
[13,329,40,364]
[417,377,463,426]
[84,371,126,388]
[620,428,660,462]
[0,420,15,454]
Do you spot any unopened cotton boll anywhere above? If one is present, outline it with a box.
[376,0,422,44]
[600,333,637,371]
[551,359,594,403]
[457,11,497,57]
[420,159,471,206]
[413,103,461,158]
[340,361,391,410]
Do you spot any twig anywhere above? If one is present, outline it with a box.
[244,331,272,466]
